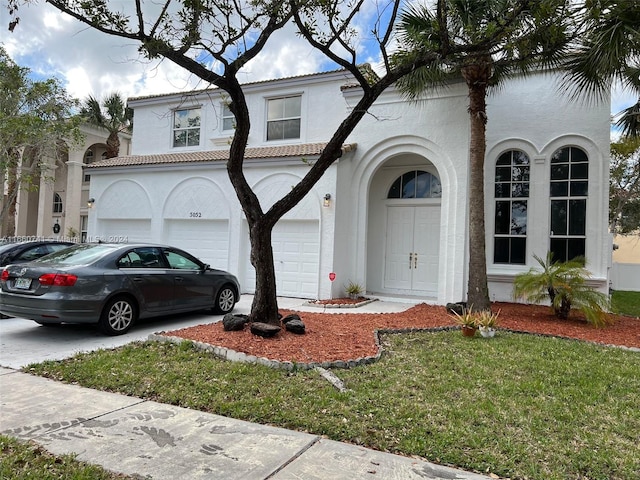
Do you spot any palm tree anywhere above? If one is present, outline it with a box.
[395,0,574,310]
[81,93,133,158]
[513,252,611,326]
[563,0,640,137]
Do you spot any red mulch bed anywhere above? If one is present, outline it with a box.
[165,302,640,364]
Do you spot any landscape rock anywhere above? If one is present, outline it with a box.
[250,322,281,338]
[284,318,306,334]
[222,313,249,331]
[445,302,467,316]
[281,313,301,324]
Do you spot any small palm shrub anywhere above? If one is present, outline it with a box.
[450,307,477,328]
[344,280,363,299]
[513,253,612,327]
[475,309,500,329]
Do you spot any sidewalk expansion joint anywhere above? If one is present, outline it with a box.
[263,435,321,479]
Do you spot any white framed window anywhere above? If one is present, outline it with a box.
[266,95,301,141]
[53,193,63,214]
[222,103,235,131]
[387,170,442,199]
[80,215,88,243]
[84,150,94,163]
[494,150,529,264]
[549,146,588,262]
[173,108,201,147]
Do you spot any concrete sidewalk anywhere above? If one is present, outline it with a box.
[1,367,491,480]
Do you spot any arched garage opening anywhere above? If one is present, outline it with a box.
[242,173,322,298]
[162,178,230,270]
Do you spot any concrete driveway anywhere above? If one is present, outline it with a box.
[0,295,417,369]
[0,295,255,369]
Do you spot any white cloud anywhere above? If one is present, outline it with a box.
[3,0,636,122]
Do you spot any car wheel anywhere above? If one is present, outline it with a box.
[100,296,137,336]
[214,285,236,314]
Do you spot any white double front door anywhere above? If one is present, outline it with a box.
[384,205,440,296]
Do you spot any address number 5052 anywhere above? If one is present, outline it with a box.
[189,212,202,218]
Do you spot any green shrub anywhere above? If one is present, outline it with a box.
[513,252,611,327]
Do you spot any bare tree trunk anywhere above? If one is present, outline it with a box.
[463,62,491,311]
[248,220,280,325]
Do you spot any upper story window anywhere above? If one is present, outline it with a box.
[84,150,94,163]
[53,193,63,214]
[388,170,442,199]
[549,146,588,262]
[222,104,235,131]
[173,108,201,147]
[494,150,530,264]
[267,95,301,141]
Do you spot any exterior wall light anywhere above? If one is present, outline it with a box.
[323,193,331,207]
[87,198,95,208]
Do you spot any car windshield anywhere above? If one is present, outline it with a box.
[37,244,119,266]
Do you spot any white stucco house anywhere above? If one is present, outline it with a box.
[85,68,611,304]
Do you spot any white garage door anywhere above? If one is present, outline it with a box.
[164,219,229,271]
[96,219,151,243]
[245,220,320,298]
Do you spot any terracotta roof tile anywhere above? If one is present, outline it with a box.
[87,143,356,168]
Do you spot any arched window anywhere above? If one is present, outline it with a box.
[387,170,441,199]
[550,146,588,262]
[494,150,529,264]
[84,150,94,163]
[53,193,63,214]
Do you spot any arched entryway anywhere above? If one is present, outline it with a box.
[367,155,442,298]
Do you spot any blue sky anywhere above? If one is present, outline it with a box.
[4,0,636,135]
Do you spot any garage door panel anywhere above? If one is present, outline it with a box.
[244,220,319,298]
[96,220,151,243]
[164,220,229,271]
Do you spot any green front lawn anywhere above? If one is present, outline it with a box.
[23,332,640,480]
[612,290,640,317]
[0,435,133,480]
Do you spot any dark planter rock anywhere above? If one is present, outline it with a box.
[222,313,249,331]
[250,322,281,338]
[281,313,301,324]
[284,318,305,334]
[446,302,467,316]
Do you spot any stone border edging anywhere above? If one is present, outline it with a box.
[148,325,638,372]
[148,326,458,371]
[303,298,378,309]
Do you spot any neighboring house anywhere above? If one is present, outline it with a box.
[3,124,131,242]
[611,233,640,291]
[86,69,611,303]
[613,234,640,264]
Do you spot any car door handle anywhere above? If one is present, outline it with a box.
[174,276,184,283]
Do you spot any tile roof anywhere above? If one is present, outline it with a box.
[128,68,353,103]
[87,143,357,169]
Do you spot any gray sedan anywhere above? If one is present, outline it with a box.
[0,243,240,335]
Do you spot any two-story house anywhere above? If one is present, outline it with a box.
[86,68,611,304]
[4,124,131,242]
